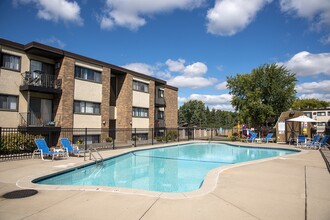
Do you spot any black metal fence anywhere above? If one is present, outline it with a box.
[0,127,220,160]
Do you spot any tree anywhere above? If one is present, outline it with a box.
[292,98,330,110]
[178,100,239,128]
[227,63,297,127]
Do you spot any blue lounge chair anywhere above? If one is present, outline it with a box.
[33,139,66,160]
[262,133,274,143]
[312,135,329,150]
[296,135,306,147]
[304,134,320,149]
[60,138,82,157]
[241,133,257,142]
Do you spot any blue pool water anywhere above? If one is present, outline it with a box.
[34,143,297,192]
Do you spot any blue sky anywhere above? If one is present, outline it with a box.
[1,0,330,111]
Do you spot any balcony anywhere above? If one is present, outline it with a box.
[155,97,166,106]
[155,119,165,128]
[19,71,62,94]
[19,112,61,127]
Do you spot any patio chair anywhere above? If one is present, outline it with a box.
[33,139,66,160]
[262,133,274,143]
[312,135,329,150]
[241,133,257,143]
[60,138,83,157]
[303,134,320,149]
[296,135,306,147]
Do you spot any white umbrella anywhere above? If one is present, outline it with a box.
[287,115,316,122]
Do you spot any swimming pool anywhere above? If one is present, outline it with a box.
[34,143,297,193]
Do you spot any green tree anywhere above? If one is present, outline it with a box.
[227,63,297,127]
[292,98,330,110]
[178,100,206,127]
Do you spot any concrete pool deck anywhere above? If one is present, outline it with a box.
[0,141,329,220]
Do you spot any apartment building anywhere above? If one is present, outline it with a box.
[302,108,330,134]
[0,38,178,143]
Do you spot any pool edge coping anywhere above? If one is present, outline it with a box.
[15,141,307,199]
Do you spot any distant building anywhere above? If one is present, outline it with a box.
[302,108,330,134]
[0,38,178,143]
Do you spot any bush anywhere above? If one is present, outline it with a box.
[105,137,113,143]
[0,133,40,154]
[166,130,178,141]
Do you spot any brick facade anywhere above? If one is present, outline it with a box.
[165,87,178,128]
[101,67,111,141]
[56,57,75,129]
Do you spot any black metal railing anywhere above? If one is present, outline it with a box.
[0,127,219,160]
[21,71,61,89]
[19,112,60,127]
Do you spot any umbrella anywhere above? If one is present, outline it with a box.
[287,115,316,122]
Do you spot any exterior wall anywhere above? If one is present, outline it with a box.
[165,87,178,128]
[56,57,75,128]
[74,79,102,102]
[149,81,155,131]
[132,117,149,129]
[132,91,149,107]
[73,114,101,128]
[0,112,19,127]
[116,73,133,141]
[101,67,110,141]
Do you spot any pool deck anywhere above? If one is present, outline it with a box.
[0,141,329,220]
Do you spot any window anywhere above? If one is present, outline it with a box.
[132,133,148,141]
[0,94,18,111]
[133,80,149,93]
[328,111,330,116]
[1,53,21,71]
[74,101,100,114]
[317,122,326,126]
[304,112,312,118]
[132,107,149,117]
[157,110,164,119]
[30,60,54,75]
[317,112,326,116]
[75,66,101,83]
[73,135,99,144]
[158,89,164,98]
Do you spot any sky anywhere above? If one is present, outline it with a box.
[1,0,330,111]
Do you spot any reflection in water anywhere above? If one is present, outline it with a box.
[36,143,296,192]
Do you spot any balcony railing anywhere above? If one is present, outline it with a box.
[155,97,166,106]
[155,119,165,128]
[21,71,62,90]
[19,112,61,127]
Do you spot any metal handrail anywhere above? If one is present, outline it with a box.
[21,71,61,89]
[89,148,103,164]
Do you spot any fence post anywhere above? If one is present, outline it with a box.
[193,128,195,141]
[177,127,180,143]
[165,127,168,143]
[84,128,87,161]
[134,128,137,147]
[211,128,213,141]
[152,128,154,145]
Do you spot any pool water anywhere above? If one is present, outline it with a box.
[34,143,297,193]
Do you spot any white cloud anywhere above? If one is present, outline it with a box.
[168,76,217,89]
[14,0,83,25]
[296,80,330,102]
[216,81,227,90]
[39,36,66,48]
[280,0,330,30]
[296,80,330,94]
[100,0,205,31]
[183,62,208,76]
[279,51,330,76]
[166,59,186,72]
[320,34,330,45]
[122,63,154,76]
[206,0,272,36]
[179,93,234,111]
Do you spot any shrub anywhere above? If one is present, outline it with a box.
[0,133,40,154]
[105,137,113,143]
[166,130,178,141]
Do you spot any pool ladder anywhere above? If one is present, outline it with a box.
[89,148,103,164]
